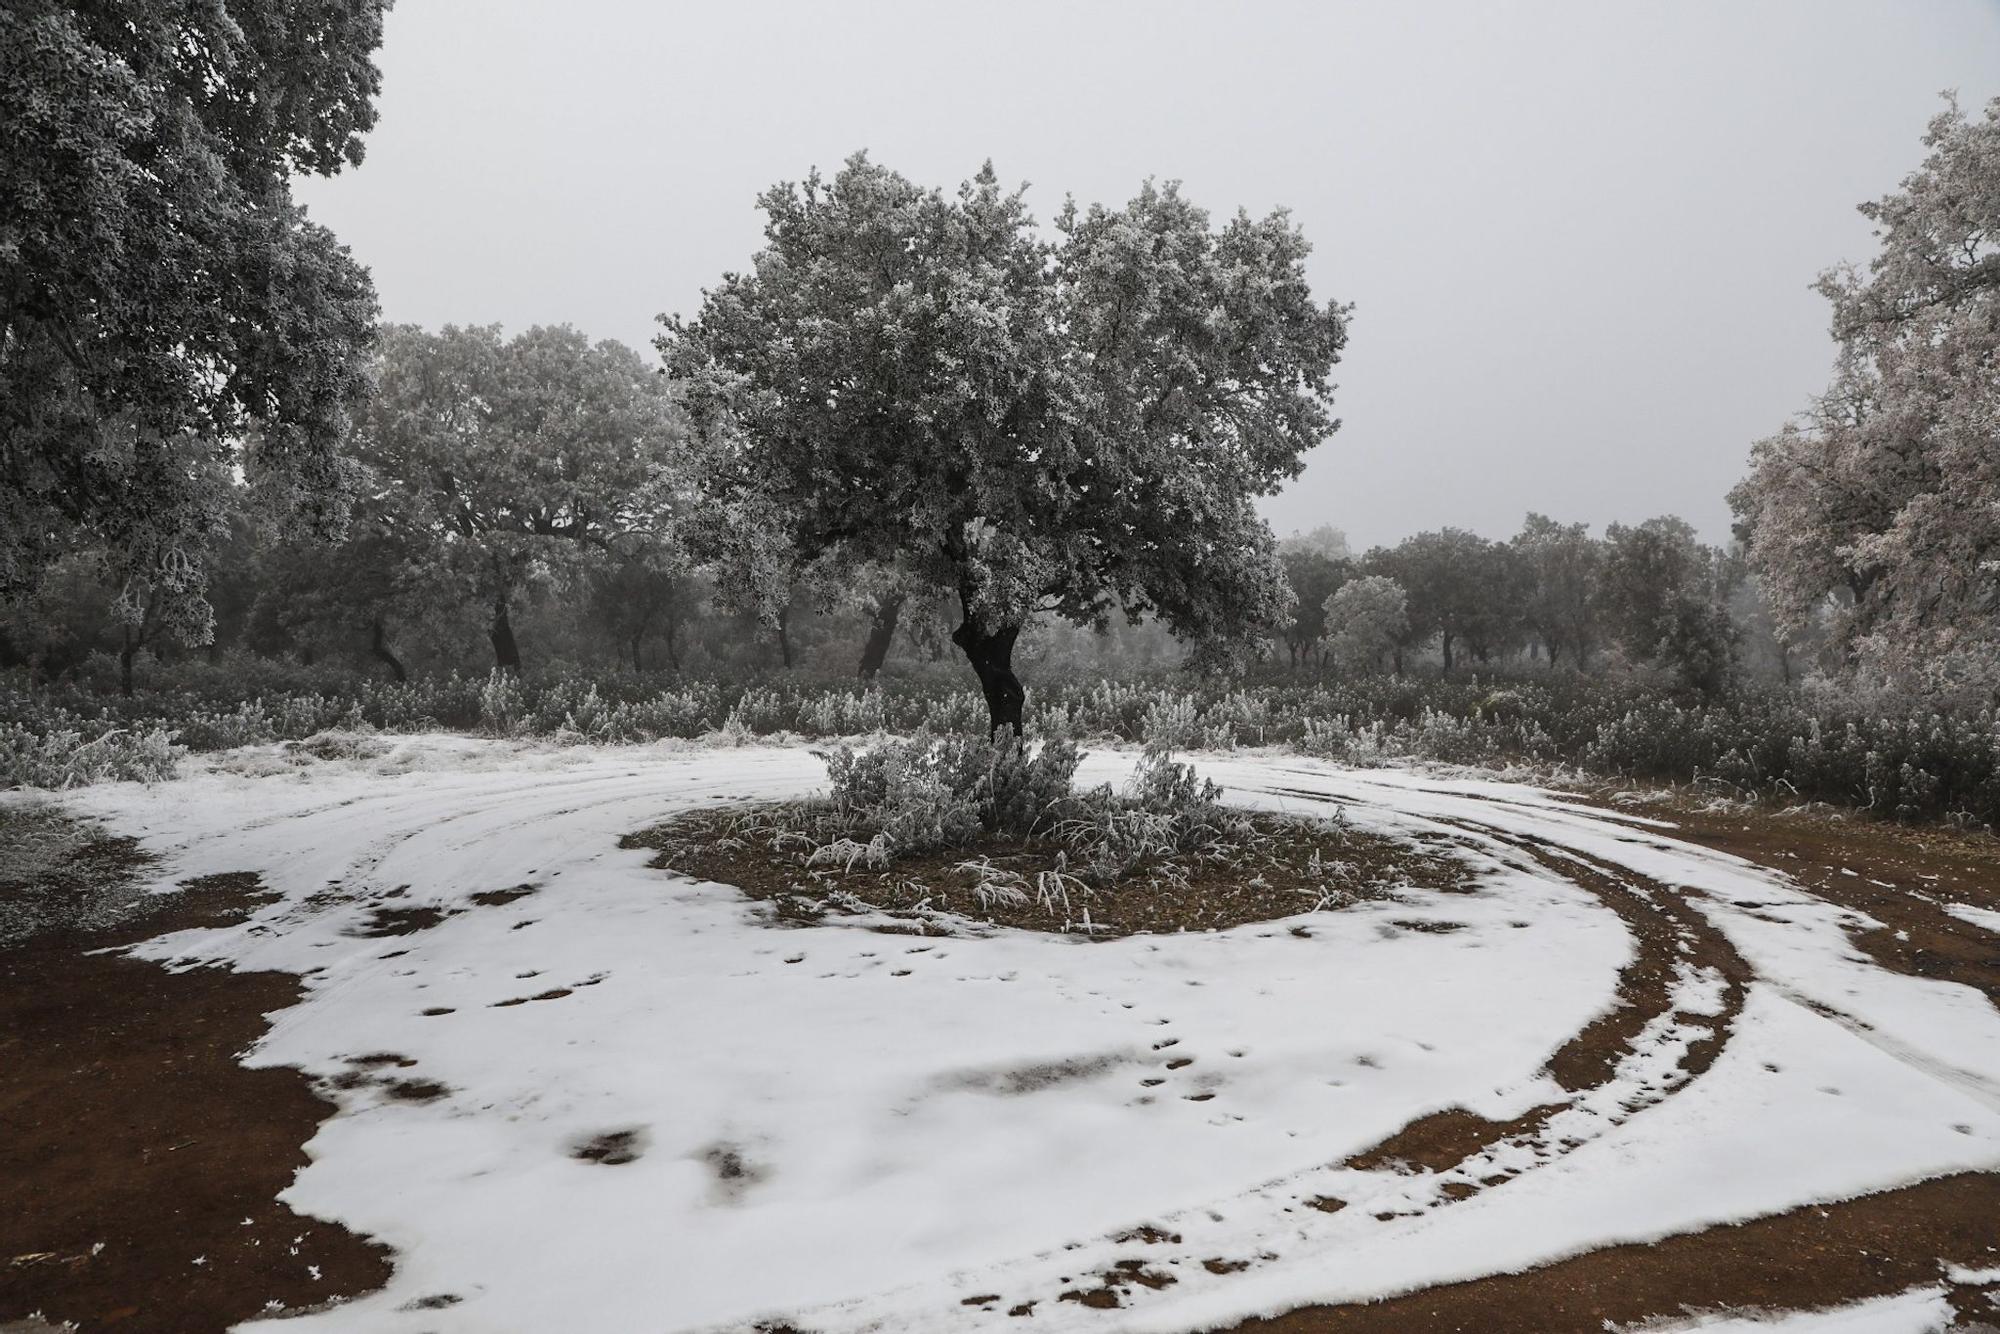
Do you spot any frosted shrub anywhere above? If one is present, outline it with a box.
[175,700,277,750]
[627,683,721,739]
[821,738,982,852]
[1139,693,1201,754]
[0,721,183,788]
[821,732,1083,853]
[1297,715,1351,759]
[478,670,526,735]
[730,686,793,735]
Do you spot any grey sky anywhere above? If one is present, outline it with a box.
[295,0,2000,553]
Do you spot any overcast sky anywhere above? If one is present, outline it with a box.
[294,0,2000,552]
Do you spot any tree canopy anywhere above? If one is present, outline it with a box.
[1,0,389,641]
[658,153,1349,731]
[347,324,687,670]
[1733,94,2000,693]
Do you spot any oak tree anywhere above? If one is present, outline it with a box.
[659,154,1349,734]
[2,0,387,640]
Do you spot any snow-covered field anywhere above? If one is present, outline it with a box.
[57,740,2000,1333]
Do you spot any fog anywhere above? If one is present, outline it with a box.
[294,0,2000,551]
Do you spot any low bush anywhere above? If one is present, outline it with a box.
[4,660,1996,828]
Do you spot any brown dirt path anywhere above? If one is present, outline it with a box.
[0,864,391,1333]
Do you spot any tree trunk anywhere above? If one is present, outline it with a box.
[490,599,521,672]
[1441,633,1455,673]
[776,607,794,669]
[119,627,137,698]
[370,616,408,683]
[1393,646,1405,678]
[952,619,1025,738]
[631,633,645,674]
[663,620,683,672]
[858,595,905,680]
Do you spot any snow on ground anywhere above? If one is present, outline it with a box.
[58,740,2000,1333]
[1618,1285,1954,1332]
[1946,900,2000,937]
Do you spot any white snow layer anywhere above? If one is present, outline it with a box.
[57,740,2000,1333]
[1619,1284,1953,1332]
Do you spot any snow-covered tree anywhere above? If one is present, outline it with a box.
[1733,94,2000,690]
[1,1,386,641]
[659,154,1349,734]
[352,325,687,670]
[1322,575,1408,673]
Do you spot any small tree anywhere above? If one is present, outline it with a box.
[1323,576,1408,673]
[660,155,1349,734]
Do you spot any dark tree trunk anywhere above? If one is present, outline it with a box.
[630,633,645,674]
[370,616,408,683]
[952,619,1025,738]
[776,607,794,669]
[858,594,905,680]
[119,627,137,698]
[1441,633,1455,673]
[1393,646,1405,677]
[490,599,521,672]
[663,619,683,672]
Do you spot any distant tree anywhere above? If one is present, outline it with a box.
[0,552,115,685]
[1733,95,2000,688]
[1599,517,1738,692]
[1278,547,1351,668]
[660,154,1349,734]
[689,492,834,670]
[851,565,922,681]
[352,325,685,671]
[1365,529,1511,672]
[1323,575,1407,673]
[587,542,700,673]
[1511,513,1604,669]
[247,521,422,680]
[1280,525,1352,562]
[1,1,386,641]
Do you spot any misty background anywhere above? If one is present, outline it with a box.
[292,0,2000,552]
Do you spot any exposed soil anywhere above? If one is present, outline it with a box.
[0,822,390,1333]
[1615,796,2000,1009]
[1222,1172,2000,1333]
[1210,795,2000,1334]
[623,807,1472,938]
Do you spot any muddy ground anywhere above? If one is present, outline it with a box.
[0,820,390,1333]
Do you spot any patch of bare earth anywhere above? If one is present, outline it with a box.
[0,817,390,1333]
[622,807,1471,937]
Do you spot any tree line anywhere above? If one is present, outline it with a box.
[5,5,1995,727]
[1276,515,1749,692]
